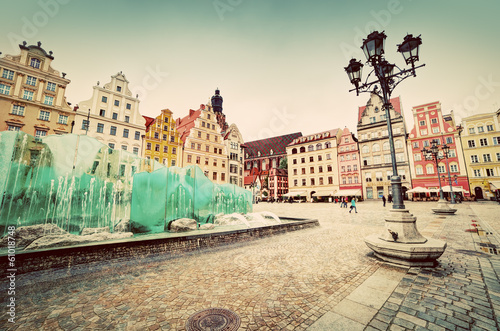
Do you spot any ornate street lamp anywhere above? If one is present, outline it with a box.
[345,31,446,266]
[422,140,444,200]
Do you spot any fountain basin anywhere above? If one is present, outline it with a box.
[2,217,318,274]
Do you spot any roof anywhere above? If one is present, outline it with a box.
[358,95,401,123]
[175,106,203,143]
[143,116,155,132]
[245,132,302,158]
[288,129,339,146]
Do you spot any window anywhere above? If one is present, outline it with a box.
[43,95,54,105]
[155,144,160,152]
[416,166,423,175]
[362,145,369,154]
[58,114,68,125]
[154,132,159,139]
[301,168,306,175]
[486,169,495,177]
[146,143,151,150]
[420,129,427,135]
[347,165,351,172]
[112,113,118,120]
[96,123,104,133]
[376,172,383,182]
[309,156,314,162]
[26,76,37,86]
[471,155,478,163]
[480,138,488,147]
[187,155,192,163]
[82,120,89,130]
[8,125,20,131]
[414,153,421,161]
[483,154,492,162]
[121,145,127,151]
[310,178,315,186]
[114,100,120,106]
[327,165,332,172]
[370,117,376,123]
[373,156,381,164]
[419,120,425,126]
[362,157,370,166]
[450,164,458,172]
[469,128,475,134]
[123,129,129,138]
[0,83,11,95]
[341,166,345,172]
[497,152,500,161]
[426,165,434,174]
[35,130,47,138]
[110,126,117,136]
[319,177,324,185]
[172,147,176,154]
[11,105,25,116]
[125,116,130,123]
[135,131,140,140]
[493,137,500,145]
[47,82,56,91]
[117,86,122,92]
[474,169,481,177]
[487,125,493,132]
[22,90,34,100]
[2,69,14,80]
[170,136,175,142]
[384,154,392,163]
[432,127,439,133]
[197,144,201,151]
[423,140,429,147]
[372,144,380,152]
[310,167,314,174]
[102,96,107,103]
[301,157,305,163]
[171,160,176,166]
[477,126,484,133]
[468,140,476,148]
[395,140,403,149]
[326,153,331,160]
[319,166,323,173]
[39,110,50,121]
[431,118,438,124]
[212,172,217,180]
[30,58,41,69]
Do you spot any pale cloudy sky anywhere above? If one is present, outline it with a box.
[2,0,499,142]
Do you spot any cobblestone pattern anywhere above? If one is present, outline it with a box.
[367,201,500,331]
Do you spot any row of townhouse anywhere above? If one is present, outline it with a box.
[0,42,246,187]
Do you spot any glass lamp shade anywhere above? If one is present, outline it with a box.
[442,143,450,155]
[380,60,395,78]
[344,59,363,85]
[397,34,422,65]
[430,143,439,155]
[361,31,387,61]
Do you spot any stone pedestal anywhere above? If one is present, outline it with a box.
[432,199,457,215]
[364,209,447,267]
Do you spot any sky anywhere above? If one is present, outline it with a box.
[2,0,500,142]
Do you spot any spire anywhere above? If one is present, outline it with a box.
[211,88,223,113]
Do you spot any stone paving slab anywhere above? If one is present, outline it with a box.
[0,200,499,330]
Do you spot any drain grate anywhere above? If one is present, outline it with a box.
[186,308,241,331]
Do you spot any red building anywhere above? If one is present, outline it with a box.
[407,101,469,196]
[337,127,363,198]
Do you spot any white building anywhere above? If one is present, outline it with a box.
[74,72,145,155]
[224,123,245,187]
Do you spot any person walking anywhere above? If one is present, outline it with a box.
[388,194,393,203]
[340,197,344,208]
[382,195,386,207]
[343,197,348,208]
[349,197,357,213]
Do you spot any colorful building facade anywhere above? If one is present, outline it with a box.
[176,103,228,184]
[74,72,145,155]
[143,108,183,166]
[357,93,412,200]
[245,132,302,201]
[337,127,363,198]
[459,109,500,200]
[286,129,341,201]
[224,123,245,187]
[0,41,73,137]
[407,102,469,195]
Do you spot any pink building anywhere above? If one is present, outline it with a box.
[337,127,363,198]
[407,101,469,197]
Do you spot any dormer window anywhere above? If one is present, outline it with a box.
[117,86,122,92]
[30,58,41,69]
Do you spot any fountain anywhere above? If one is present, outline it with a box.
[0,131,251,241]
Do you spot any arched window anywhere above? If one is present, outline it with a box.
[300,146,306,153]
[316,143,322,150]
[372,144,380,152]
[308,145,314,152]
[272,159,277,168]
[325,142,331,148]
[426,164,434,174]
[383,141,390,151]
[292,148,297,154]
[395,140,403,149]
[362,145,369,154]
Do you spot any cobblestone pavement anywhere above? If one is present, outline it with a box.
[1,200,499,330]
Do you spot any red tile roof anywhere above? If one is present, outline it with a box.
[175,106,203,144]
[358,95,401,123]
[143,116,155,132]
[245,132,302,158]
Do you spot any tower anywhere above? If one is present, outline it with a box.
[211,88,228,133]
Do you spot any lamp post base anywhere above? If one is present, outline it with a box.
[364,209,447,267]
[432,198,457,215]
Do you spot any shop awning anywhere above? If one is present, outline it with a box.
[489,181,500,190]
[333,189,362,197]
[311,190,336,197]
[283,191,307,197]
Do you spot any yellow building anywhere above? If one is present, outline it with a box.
[143,109,183,167]
[176,103,228,184]
[0,41,73,136]
[460,109,500,200]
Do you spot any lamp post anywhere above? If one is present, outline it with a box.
[441,142,456,204]
[345,31,446,266]
[422,140,444,200]
[344,31,424,211]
